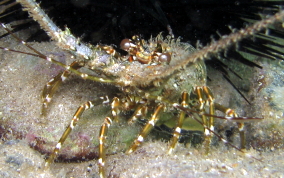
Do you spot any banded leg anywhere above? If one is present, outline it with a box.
[214,103,245,149]
[111,97,121,122]
[98,117,113,178]
[126,104,164,154]
[194,86,215,153]
[42,61,83,114]
[45,100,97,167]
[128,105,148,124]
[98,98,147,177]
[168,92,188,154]
[196,86,246,150]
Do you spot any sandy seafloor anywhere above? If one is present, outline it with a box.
[0,27,284,178]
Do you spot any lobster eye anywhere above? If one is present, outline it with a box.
[158,52,171,64]
[120,39,132,51]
